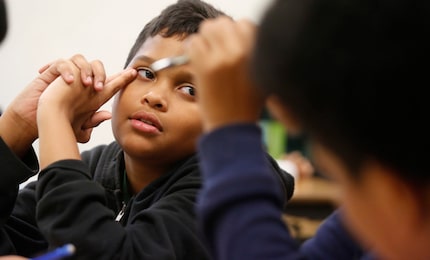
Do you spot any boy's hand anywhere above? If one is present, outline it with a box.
[37,62,136,168]
[38,63,137,143]
[73,68,138,143]
[185,17,264,132]
[0,54,106,157]
[38,54,106,91]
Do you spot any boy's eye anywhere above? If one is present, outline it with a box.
[179,85,196,97]
[137,67,155,81]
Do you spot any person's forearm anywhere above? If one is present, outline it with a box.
[38,107,80,169]
[0,111,37,158]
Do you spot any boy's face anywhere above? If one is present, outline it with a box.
[311,141,422,259]
[311,144,408,259]
[111,34,202,164]
[269,99,417,259]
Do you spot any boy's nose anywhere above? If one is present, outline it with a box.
[142,90,167,111]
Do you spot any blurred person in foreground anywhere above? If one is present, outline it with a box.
[186,0,430,259]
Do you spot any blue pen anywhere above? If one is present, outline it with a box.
[30,244,76,260]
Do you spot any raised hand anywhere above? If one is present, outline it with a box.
[0,54,106,157]
[37,60,136,168]
[38,54,107,91]
[185,17,264,132]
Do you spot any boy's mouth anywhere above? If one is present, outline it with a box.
[138,119,155,126]
[129,111,163,132]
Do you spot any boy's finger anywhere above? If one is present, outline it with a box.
[235,19,257,51]
[102,68,137,99]
[70,54,93,86]
[185,34,208,71]
[90,59,106,91]
[82,111,112,129]
[39,59,75,84]
[105,71,121,84]
[38,62,52,74]
[76,128,93,144]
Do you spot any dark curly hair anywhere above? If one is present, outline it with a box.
[124,0,226,67]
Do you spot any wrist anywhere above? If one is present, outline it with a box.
[37,107,80,169]
[38,97,74,123]
[0,110,37,157]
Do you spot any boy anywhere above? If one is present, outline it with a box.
[186,0,430,259]
[2,0,215,258]
[1,0,294,259]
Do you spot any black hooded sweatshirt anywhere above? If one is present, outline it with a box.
[0,138,294,259]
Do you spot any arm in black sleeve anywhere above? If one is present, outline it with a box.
[36,159,208,259]
[0,137,45,257]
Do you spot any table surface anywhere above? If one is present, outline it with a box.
[284,177,340,241]
[289,176,340,206]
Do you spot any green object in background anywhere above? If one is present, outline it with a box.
[259,120,287,159]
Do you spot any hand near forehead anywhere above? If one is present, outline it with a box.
[37,59,136,168]
[38,54,107,91]
[0,54,107,157]
[185,17,264,132]
[38,59,137,144]
[40,55,132,144]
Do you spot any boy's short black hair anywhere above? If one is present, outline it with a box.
[252,0,430,183]
[124,0,226,67]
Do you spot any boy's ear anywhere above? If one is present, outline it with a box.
[266,95,301,135]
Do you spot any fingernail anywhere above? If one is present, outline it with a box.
[86,76,93,84]
[96,81,104,89]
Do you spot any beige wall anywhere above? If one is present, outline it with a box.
[0,0,273,153]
